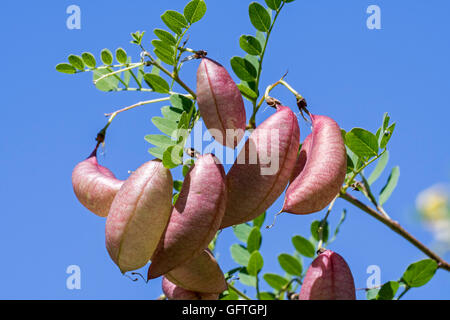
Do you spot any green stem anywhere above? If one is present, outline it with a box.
[344,149,387,192]
[248,2,286,128]
[93,63,145,85]
[76,63,143,73]
[397,285,411,300]
[104,93,194,117]
[227,283,251,300]
[256,275,260,300]
[317,195,339,250]
[149,56,197,99]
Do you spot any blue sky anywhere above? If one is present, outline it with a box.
[0,0,449,299]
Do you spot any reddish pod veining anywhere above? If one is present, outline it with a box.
[220,105,300,228]
[299,249,356,300]
[71,148,124,217]
[147,154,227,279]
[162,277,219,300]
[105,160,173,273]
[196,57,247,149]
[283,114,346,215]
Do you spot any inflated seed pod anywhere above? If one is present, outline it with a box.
[283,115,346,215]
[147,154,227,279]
[71,148,124,217]
[299,249,356,300]
[196,57,246,149]
[164,249,227,294]
[219,105,300,229]
[105,160,173,273]
[162,277,219,300]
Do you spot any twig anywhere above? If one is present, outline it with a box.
[227,283,251,300]
[340,192,450,272]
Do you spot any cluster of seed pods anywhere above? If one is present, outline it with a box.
[71,56,354,300]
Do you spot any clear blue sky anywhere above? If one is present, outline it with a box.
[0,0,449,299]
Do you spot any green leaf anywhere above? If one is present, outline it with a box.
[230,244,251,266]
[292,235,315,258]
[184,0,207,24]
[265,0,282,10]
[144,134,176,149]
[154,28,177,45]
[283,0,296,2]
[81,52,96,68]
[55,63,76,74]
[238,270,257,287]
[152,116,179,137]
[161,10,188,35]
[379,166,400,205]
[170,94,194,112]
[278,253,302,276]
[68,55,85,70]
[162,145,183,169]
[238,83,258,101]
[247,227,262,253]
[253,212,266,228]
[255,30,266,47]
[248,2,271,32]
[366,288,380,300]
[346,154,354,173]
[130,31,145,45]
[239,35,262,55]
[161,106,183,121]
[151,39,175,56]
[402,259,438,288]
[245,54,260,72]
[368,151,389,185]
[263,273,289,291]
[247,251,264,276]
[230,56,257,81]
[115,48,127,64]
[100,48,113,65]
[311,220,329,243]
[144,73,170,93]
[376,281,399,300]
[220,290,239,300]
[173,180,183,192]
[345,128,379,159]
[233,223,253,243]
[381,112,390,132]
[346,146,361,171]
[154,48,176,66]
[182,162,193,177]
[93,68,119,92]
[259,292,276,300]
[329,209,347,243]
[172,192,179,205]
[380,123,396,149]
[122,57,132,86]
[148,146,165,160]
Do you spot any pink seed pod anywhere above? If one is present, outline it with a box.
[105,160,173,273]
[219,105,300,229]
[299,249,356,300]
[196,57,246,149]
[283,114,346,214]
[162,277,219,300]
[164,249,227,294]
[71,148,124,217]
[147,154,227,279]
